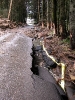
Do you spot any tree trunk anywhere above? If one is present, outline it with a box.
[41,0,44,28]
[38,0,40,21]
[8,0,13,19]
[47,0,53,29]
[53,0,57,33]
[47,0,49,29]
[70,1,75,49]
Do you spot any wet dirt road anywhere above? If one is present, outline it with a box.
[0,27,66,100]
[0,32,34,100]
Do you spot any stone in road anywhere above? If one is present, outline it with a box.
[0,31,62,100]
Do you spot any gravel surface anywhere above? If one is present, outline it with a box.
[0,32,34,100]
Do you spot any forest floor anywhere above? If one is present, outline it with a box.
[0,24,75,93]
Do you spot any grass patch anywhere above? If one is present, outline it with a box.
[62,37,70,44]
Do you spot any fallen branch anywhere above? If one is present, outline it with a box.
[41,40,66,91]
[68,55,75,60]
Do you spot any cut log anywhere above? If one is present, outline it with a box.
[68,55,75,60]
[0,18,17,29]
[0,23,9,29]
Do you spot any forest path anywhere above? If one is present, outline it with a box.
[0,26,66,100]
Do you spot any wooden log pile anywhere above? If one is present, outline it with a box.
[0,18,9,28]
[0,18,17,29]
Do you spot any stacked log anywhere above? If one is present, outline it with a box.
[0,18,10,29]
[0,18,17,29]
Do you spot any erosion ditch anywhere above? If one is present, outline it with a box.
[30,38,68,100]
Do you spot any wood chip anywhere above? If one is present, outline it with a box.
[69,74,75,80]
